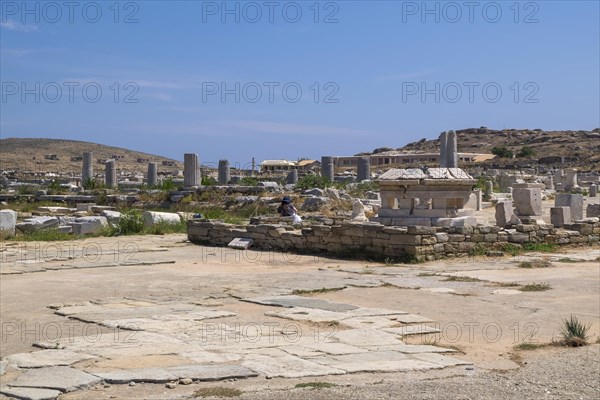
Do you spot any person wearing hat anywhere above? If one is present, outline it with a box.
[277,196,301,222]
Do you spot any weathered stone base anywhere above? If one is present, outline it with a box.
[188,219,600,262]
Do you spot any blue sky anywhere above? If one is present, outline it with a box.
[1,1,599,167]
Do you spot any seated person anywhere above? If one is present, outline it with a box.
[277,196,298,217]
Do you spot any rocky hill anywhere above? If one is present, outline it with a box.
[0,138,183,175]
[361,128,600,171]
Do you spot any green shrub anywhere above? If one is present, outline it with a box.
[517,146,536,158]
[201,176,218,186]
[491,146,514,158]
[112,210,144,235]
[239,177,259,186]
[296,174,332,190]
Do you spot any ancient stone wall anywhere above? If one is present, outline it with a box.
[188,219,600,262]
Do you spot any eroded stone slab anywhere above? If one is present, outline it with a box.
[411,352,472,367]
[304,342,369,355]
[383,326,441,336]
[5,350,95,368]
[243,296,358,312]
[330,329,401,346]
[93,364,257,384]
[9,366,101,392]
[311,351,440,373]
[242,353,346,378]
[0,386,62,400]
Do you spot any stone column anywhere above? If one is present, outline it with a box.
[484,180,494,201]
[286,169,298,185]
[218,159,230,184]
[321,156,334,182]
[554,169,564,189]
[357,157,370,182]
[545,175,554,190]
[147,162,158,186]
[564,168,579,191]
[184,153,200,188]
[474,189,482,211]
[589,183,598,197]
[105,159,117,189]
[82,152,93,184]
[439,131,448,168]
[446,130,458,168]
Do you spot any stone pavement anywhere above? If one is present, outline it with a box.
[1,294,466,399]
[1,235,598,400]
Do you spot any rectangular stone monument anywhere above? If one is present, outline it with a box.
[550,207,571,228]
[512,183,543,216]
[555,193,583,221]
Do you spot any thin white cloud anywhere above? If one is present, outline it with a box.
[0,19,38,32]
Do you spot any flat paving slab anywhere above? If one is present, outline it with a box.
[5,349,96,368]
[92,364,258,384]
[8,366,101,392]
[243,295,359,312]
[0,386,62,400]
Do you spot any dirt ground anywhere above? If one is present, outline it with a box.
[1,234,599,399]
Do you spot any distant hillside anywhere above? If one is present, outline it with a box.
[362,128,600,171]
[0,138,183,174]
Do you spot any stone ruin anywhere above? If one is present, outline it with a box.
[370,168,476,227]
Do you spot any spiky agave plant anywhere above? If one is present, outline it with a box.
[560,315,591,347]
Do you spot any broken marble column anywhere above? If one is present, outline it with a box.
[495,201,519,227]
[184,153,201,188]
[357,157,370,182]
[439,131,448,168]
[286,169,298,185]
[589,184,597,197]
[555,193,583,221]
[218,159,230,184]
[512,183,543,216]
[321,156,334,182]
[474,189,482,211]
[82,152,93,184]
[446,130,458,168]
[104,159,116,189]
[564,168,579,191]
[147,162,158,186]
[550,207,571,228]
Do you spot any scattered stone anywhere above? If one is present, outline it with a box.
[586,204,600,218]
[301,197,330,211]
[351,200,368,222]
[16,216,59,234]
[71,216,107,235]
[94,365,257,384]
[179,378,193,385]
[555,194,584,221]
[550,207,571,228]
[101,210,122,224]
[166,382,178,389]
[228,238,254,250]
[303,188,324,196]
[0,209,18,236]
[142,211,181,227]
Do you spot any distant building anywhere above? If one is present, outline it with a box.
[334,152,496,170]
[296,159,320,171]
[112,154,126,160]
[70,156,83,162]
[44,154,59,160]
[137,157,150,163]
[260,160,296,172]
[162,160,176,166]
